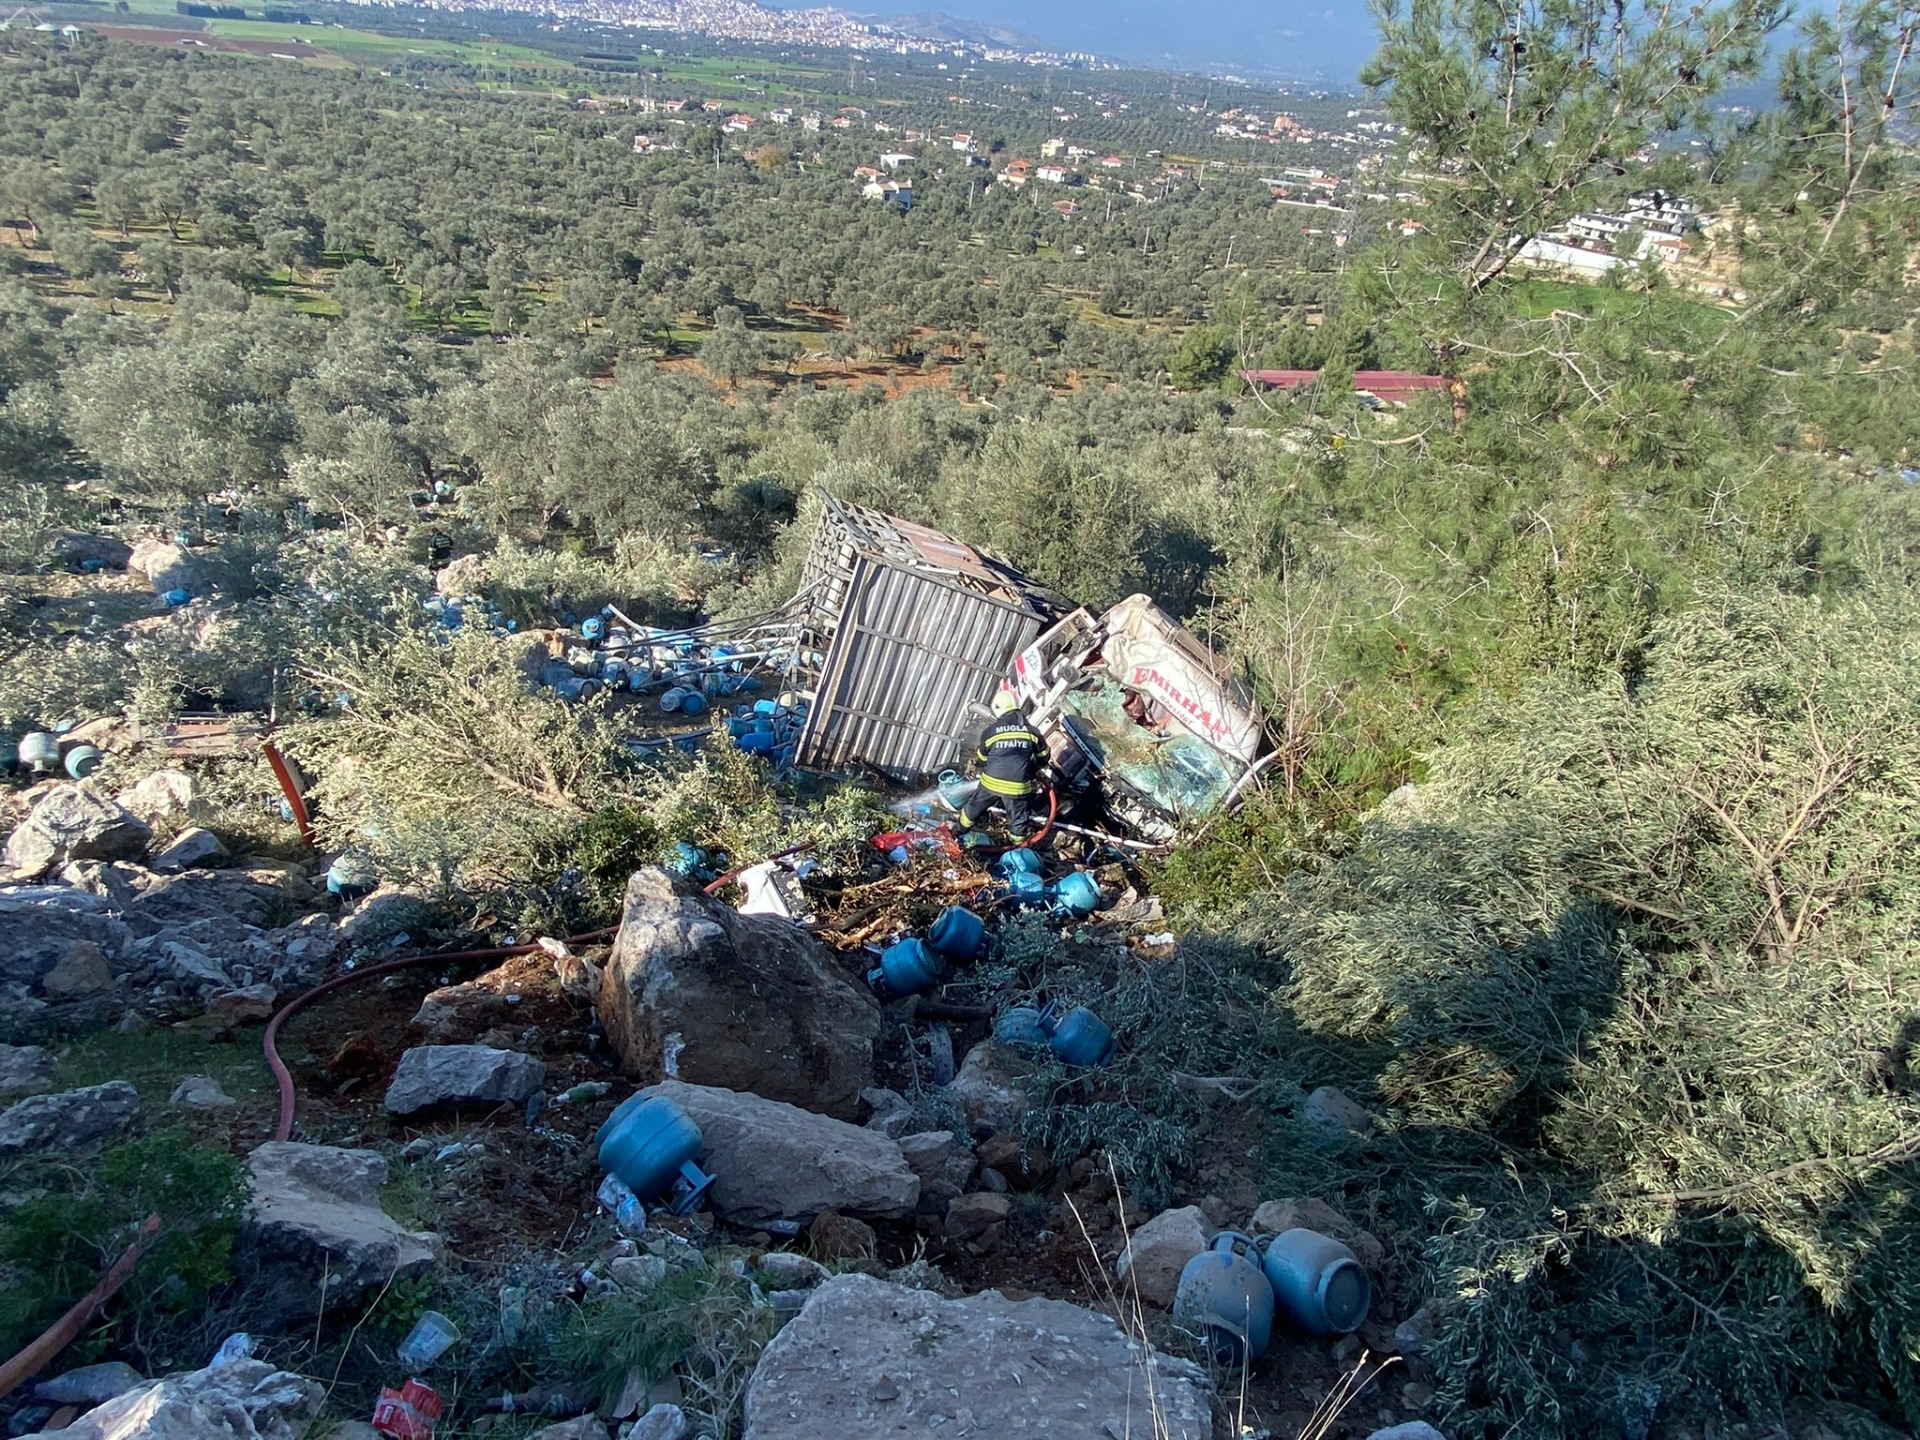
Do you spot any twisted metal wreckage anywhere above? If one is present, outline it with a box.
[600,495,1276,845]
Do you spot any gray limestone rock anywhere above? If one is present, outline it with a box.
[383,1044,546,1115]
[171,1075,236,1109]
[1116,1205,1214,1310]
[151,826,228,873]
[642,1080,917,1222]
[600,868,883,1120]
[0,1042,54,1096]
[2,786,151,881]
[0,1080,140,1155]
[114,769,213,828]
[22,1359,321,1440]
[41,941,115,998]
[233,1142,440,1325]
[941,1040,1031,1138]
[897,1130,975,1205]
[32,1361,147,1407]
[741,1274,1211,1440]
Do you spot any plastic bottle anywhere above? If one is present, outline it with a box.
[595,1173,649,1234]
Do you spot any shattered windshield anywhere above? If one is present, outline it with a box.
[1056,676,1237,819]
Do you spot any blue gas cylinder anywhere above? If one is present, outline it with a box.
[867,937,944,999]
[596,1093,716,1216]
[326,855,377,901]
[581,616,604,642]
[1174,1232,1275,1364]
[994,847,1043,880]
[63,745,103,779]
[659,687,689,713]
[993,1005,1050,1054]
[160,587,191,608]
[937,770,978,810]
[1049,870,1102,918]
[1260,1228,1371,1337]
[737,730,778,754]
[1004,870,1048,906]
[1039,1001,1115,1067]
[925,906,985,961]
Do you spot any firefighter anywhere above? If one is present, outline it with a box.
[958,689,1045,837]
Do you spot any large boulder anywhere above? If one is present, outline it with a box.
[941,1041,1031,1138]
[742,1274,1211,1440]
[0,1042,54,1096]
[600,869,884,1120]
[114,769,213,828]
[384,1045,546,1116]
[642,1080,917,1222]
[0,889,131,990]
[23,1358,323,1440]
[0,1081,140,1155]
[128,537,202,595]
[234,1142,439,1326]
[123,868,301,937]
[1116,1205,1213,1310]
[2,787,152,881]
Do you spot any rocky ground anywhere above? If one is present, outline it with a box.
[0,767,1444,1440]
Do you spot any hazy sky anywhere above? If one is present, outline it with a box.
[888,0,1382,82]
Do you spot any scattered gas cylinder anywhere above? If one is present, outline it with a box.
[679,690,707,717]
[659,687,691,713]
[867,937,944,1000]
[1174,1232,1275,1365]
[581,616,605,642]
[1002,869,1048,905]
[1048,870,1102,918]
[63,744,103,779]
[736,730,779,755]
[925,906,985,961]
[160,587,192,608]
[937,769,978,810]
[1039,1001,1115,1068]
[16,731,58,773]
[327,854,378,901]
[596,1092,716,1215]
[1260,1228,1372,1337]
[994,847,1043,880]
[993,1005,1050,1055]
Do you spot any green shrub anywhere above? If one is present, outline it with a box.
[0,1128,247,1357]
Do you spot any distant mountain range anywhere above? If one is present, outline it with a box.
[865,10,1044,50]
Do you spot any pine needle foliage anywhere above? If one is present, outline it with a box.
[1269,583,1920,1435]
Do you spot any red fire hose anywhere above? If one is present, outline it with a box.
[0,1215,162,1396]
[263,928,616,1143]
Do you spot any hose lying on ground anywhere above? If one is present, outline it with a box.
[264,928,617,1143]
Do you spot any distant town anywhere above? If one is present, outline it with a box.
[335,0,1105,65]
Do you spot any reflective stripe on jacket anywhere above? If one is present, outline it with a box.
[976,712,1043,795]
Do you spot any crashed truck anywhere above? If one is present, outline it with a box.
[759,496,1272,842]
